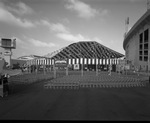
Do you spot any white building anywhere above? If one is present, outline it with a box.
[123,10,150,71]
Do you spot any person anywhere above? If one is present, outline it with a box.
[2,73,10,97]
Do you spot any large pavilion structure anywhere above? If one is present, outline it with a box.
[25,41,124,72]
[47,41,124,71]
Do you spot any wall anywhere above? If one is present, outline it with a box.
[125,23,150,71]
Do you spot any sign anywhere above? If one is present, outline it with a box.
[74,64,79,70]
[1,38,16,49]
[4,50,12,56]
[55,60,67,67]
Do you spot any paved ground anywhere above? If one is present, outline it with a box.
[0,71,150,121]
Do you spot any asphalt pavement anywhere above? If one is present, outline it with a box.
[0,79,150,121]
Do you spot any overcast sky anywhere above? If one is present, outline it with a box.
[0,0,147,58]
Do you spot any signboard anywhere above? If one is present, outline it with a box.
[1,38,16,49]
[74,64,79,70]
[4,50,12,56]
[55,60,67,67]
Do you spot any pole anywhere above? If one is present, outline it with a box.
[43,64,46,75]
[53,59,56,78]
[66,59,68,76]
[96,58,98,76]
[81,58,83,76]
[108,56,111,76]
[94,42,98,76]
[78,42,83,76]
[118,58,120,75]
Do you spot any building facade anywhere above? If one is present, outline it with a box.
[123,10,150,71]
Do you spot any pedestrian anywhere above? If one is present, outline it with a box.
[2,73,10,97]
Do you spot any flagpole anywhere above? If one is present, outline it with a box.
[125,17,129,37]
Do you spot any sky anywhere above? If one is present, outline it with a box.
[0,0,148,59]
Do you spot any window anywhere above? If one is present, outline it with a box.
[144,56,148,61]
[139,29,149,62]
[139,33,143,44]
[139,56,142,61]
[144,43,148,49]
[139,44,143,50]
[144,50,148,55]
[144,29,149,43]
[139,51,142,55]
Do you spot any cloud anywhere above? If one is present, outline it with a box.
[50,23,69,33]
[57,33,102,43]
[41,19,102,43]
[56,33,89,42]
[29,38,56,48]
[65,0,107,19]
[41,20,69,33]
[7,1,34,15]
[0,2,35,28]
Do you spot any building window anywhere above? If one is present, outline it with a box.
[144,56,148,61]
[139,56,142,61]
[139,51,142,55]
[144,50,148,55]
[144,43,148,49]
[144,29,149,43]
[139,44,143,50]
[139,33,143,44]
[139,29,149,62]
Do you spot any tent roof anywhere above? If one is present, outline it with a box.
[47,41,124,59]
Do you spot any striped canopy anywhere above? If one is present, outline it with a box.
[46,41,124,60]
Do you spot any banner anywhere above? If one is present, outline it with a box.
[55,60,67,67]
